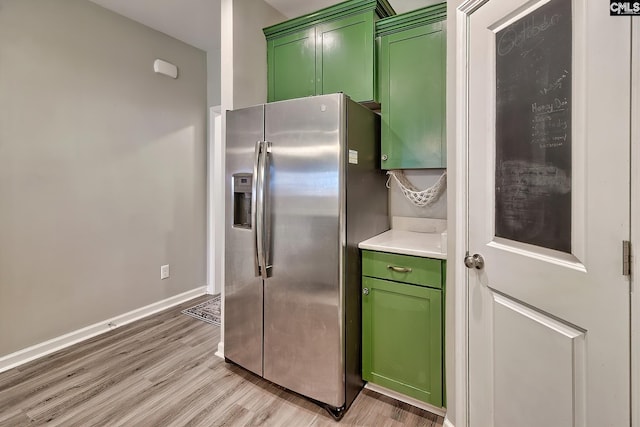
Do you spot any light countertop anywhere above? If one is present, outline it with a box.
[359,228,447,259]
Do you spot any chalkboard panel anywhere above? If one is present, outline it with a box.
[495,0,572,253]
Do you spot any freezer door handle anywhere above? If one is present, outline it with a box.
[254,141,271,279]
[252,140,261,277]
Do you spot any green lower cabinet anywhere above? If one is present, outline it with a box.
[362,276,443,407]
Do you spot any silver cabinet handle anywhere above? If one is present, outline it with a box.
[363,288,369,295]
[464,253,485,270]
[387,265,412,273]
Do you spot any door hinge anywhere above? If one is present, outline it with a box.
[623,240,632,276]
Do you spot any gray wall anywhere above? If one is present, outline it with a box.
[0,0,207,356]
[207,48,222,107]
[231,0,284,109]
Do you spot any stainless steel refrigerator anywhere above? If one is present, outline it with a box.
[224,93,388,418]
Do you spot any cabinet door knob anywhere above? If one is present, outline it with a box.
[381,154,388,161]
[464,253,485,270]
[363,288,369,295]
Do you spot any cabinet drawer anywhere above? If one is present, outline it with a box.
[362,250,442,289]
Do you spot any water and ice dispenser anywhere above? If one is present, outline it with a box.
[233,173,252,229]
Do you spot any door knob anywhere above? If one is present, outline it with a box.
[464,253,485,270]
[363,288,370,295]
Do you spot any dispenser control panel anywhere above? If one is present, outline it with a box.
[233,173,252,229]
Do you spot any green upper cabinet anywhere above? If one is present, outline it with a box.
[264,0,394,103]
[315,13,374,102]
[267,28,316,101]
[376,4,447,169]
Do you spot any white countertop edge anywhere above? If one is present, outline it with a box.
[359,242,447,259]
[358,229,447,259]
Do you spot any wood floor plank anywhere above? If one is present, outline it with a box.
[25,339,186,423]
[0,409,29,427]
[0,295,444,426]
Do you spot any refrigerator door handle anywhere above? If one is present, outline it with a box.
[256,141,272,279]
[256,141,265,278]
[254,141,271,279]
[252,140,262,277]
[261,142,272,278]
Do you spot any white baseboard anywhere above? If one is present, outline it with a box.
[364,382,446,417]
[0,286,206,374]
[443,416,455,427]
[215,341,224,359]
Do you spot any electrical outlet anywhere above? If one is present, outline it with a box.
[160,264,170,280]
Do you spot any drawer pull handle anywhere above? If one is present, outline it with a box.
[387,265,412,273]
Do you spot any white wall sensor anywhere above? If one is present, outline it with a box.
[153,59,178,79]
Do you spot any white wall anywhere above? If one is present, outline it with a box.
[0,0,207,357]
[207,45,221,296]
[446,2,466,426]
[632,18,640,427]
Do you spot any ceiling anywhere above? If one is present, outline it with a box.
[88,0,440,52]
[89,0,222,52]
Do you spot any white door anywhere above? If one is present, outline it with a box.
[464,0,631,426]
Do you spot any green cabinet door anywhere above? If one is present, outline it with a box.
[264,0,394,103]
[316,12,375,102]
[267,28,316,102]
[362,276,443,406]
[378,7,446,169]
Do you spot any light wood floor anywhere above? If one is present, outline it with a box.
[0,295,444,427]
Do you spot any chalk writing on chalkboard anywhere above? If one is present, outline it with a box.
[495,0,572,254]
